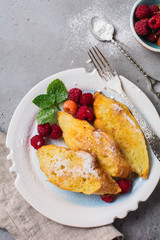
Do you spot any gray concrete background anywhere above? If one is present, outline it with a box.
[0,0,160,239]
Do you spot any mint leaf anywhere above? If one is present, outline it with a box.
[47,79,68,103]
[48,94,56,104]
[50,107,59,125]
[36,107,57,124]
[33,94,55,108]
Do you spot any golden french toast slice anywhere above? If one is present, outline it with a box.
[37,145,121,195]
[58,111,131,178]
[93,92,149,179]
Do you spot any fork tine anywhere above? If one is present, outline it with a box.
[92,47,107,70]
[88,50,103,72]
[95,46,116,76]
[88,50,103,78]
[92,47,113,79]
[88,48,112,80]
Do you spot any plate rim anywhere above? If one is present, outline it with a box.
[6,68,160,228]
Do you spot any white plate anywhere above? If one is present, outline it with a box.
[6,68,160,228]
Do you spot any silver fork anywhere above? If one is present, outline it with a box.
[88,46,160,161]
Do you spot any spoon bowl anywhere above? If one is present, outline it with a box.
[90,16,114,42]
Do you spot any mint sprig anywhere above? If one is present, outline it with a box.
[32,79,68,124]
[33,94,55,108]
[47,79,68,103]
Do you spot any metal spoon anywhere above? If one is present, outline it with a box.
[90,16,160,100]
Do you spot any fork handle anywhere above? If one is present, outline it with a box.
[111,39,160,100]
[121,92,160,161]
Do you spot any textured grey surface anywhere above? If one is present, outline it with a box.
[0,0,160,239]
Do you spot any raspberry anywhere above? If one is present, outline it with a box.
[37,123,51,137]
[149,5,159,16]
[117,179,131,193]
[135,19,149,36]
[50,124,62,139]
[149,15,160,29]
[80,93,93,106]
[135,4,150,19]
[146,32,157,42]
[30,135,45,150]
[101,195,113,203]
[69,88,82,103]
[76,106,94,122]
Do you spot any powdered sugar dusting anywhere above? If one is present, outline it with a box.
[49,156,69,176]
[123,112,141,133]
[93,131,101,139]
[76,151,99,177]
[49,150,98,178]
[112,103,123,112]
[94,130,119,156]
[112,102,141,133]
[105,142,117,155]
[91,17,114,41]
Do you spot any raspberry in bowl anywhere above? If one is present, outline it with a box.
[130,0,160,53]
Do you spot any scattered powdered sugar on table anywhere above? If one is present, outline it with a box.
[64,7,97,52]
[64,2,134,61]
[64,4,117,57]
